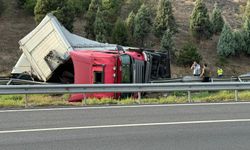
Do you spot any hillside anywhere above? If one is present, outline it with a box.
[0,0,249,77]
[171,0,250,77]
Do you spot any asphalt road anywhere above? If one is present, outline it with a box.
[1,102,250,150]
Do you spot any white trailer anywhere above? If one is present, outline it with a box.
[12,13,117,82]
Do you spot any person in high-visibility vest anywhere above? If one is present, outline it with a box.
[217,67,223,78]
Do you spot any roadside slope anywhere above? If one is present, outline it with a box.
[0,0,35,75]
[0,0,249,77]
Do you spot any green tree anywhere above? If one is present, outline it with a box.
[0,0,3,15]
[96,32,107,43]
[243,19,250,55]
[23,0,37,15]
[68,0,91,15]
[17,0,26,8]
[101,0,122,15]
[34,0,75,32]
[134,4,151,46]
[101,0,123,39]
[177,42,202,66]
[160,29,174,55]
[217,23,236,57]
[18,0,26,7]
[125,11,136,45]
[112,18,128,45]
[233,30,246,55]
[190,0,212,40]
[94,7,107,42]
[82,0,92,11]
[127,0,142,13]
[85,0,100,39]
[153,0,177,37]
[211,3,224,34]
[244,0,250,21]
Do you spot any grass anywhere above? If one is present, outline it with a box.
[192,91,234,103]
[0,95,24,107]
[0,94,82,108]
[0,90,250,108]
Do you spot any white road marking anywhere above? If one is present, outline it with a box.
[1,118,250,134]
[1,102,250,113]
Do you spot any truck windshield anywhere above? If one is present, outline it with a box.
[120,54,132,83]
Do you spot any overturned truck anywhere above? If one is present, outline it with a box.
[12,14,171,100]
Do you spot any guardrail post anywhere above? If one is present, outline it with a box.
[235,90,238,102]
[25,94,28,108]
[138,92,141,104]
[83,93,87,106]
[188,91,191,103]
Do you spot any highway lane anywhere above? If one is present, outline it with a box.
[1,103,250,149]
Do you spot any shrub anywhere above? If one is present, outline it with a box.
[243,0,250,21]
[34,0,75,32]
[177,42,202,66]
[233,29,246,55]
[0,0,3,15]
[85,0,100,39]
[17,0,36,15]
[101,0,123,39]
[134,4,151,46]
[217,23,236,57]
[112,18,128,45]
[153,0,177,37]
[101,0,122,15]
[96,33,107,43]
[17,0,26,7]
[94,8,107,42]
[190,0,212,40]
[24,0,37,15]
[125,11,136,45]
[126,0,142,13]
[243,19,250,55]
[68,0,91,15]
[211,3,224,34]
[160,29,174,56]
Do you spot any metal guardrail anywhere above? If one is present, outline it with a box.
[2,76,250,85]
[151,76,250,83]
[0,82,249,94]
